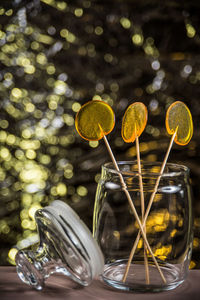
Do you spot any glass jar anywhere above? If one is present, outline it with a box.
[93,161,193,292]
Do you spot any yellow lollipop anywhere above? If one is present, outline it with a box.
[75,100,115,141]
[122,102,148,143]
[166,101,193,145]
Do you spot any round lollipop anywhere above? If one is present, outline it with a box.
[122,102,148,143]
[75,100,115,141]
[166,101,193,145]
[121,102,149,283]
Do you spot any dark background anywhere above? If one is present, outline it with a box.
[0,0,199,268]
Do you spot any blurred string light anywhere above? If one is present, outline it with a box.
[0,0,86,265]
[0,0,199,269]
[185,23,196,38]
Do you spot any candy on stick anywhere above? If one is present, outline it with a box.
[122,102,148,143]
[166,101,193,145]
[122,100,193,283]
[75,100,166,284]
[121,102,150,284]
[75,100,115,141]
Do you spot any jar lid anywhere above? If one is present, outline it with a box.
[42,200,104,286]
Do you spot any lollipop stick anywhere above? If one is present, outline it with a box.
[102,135,166,283]
[136,136,149,284]
[122,130,177,282]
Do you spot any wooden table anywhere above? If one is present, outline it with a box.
[0,267,200,300]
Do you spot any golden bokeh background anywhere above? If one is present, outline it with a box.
[0,0,200,268]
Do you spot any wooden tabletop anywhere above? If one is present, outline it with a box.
[0,267,200,300]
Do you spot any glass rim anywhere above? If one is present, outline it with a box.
[103,161,190,177]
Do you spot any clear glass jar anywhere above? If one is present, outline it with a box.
[93,161,193,292]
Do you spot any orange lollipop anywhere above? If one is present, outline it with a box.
[166,101,193,145]
[122,102,148,143]
[75,100,115,141]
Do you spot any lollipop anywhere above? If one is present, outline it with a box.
[75,99,118,174]
[123,101,193,283]
[75,100,166,283]
[121,102,149,283]
[166,101,193,146]
[75,100,115,141]
[121,102,148,143]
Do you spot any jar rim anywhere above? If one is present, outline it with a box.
[103,161,189,177]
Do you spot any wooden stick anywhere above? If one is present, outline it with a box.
[103,135,166,283]
[122,130,177,282]
[136,136,149,284]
